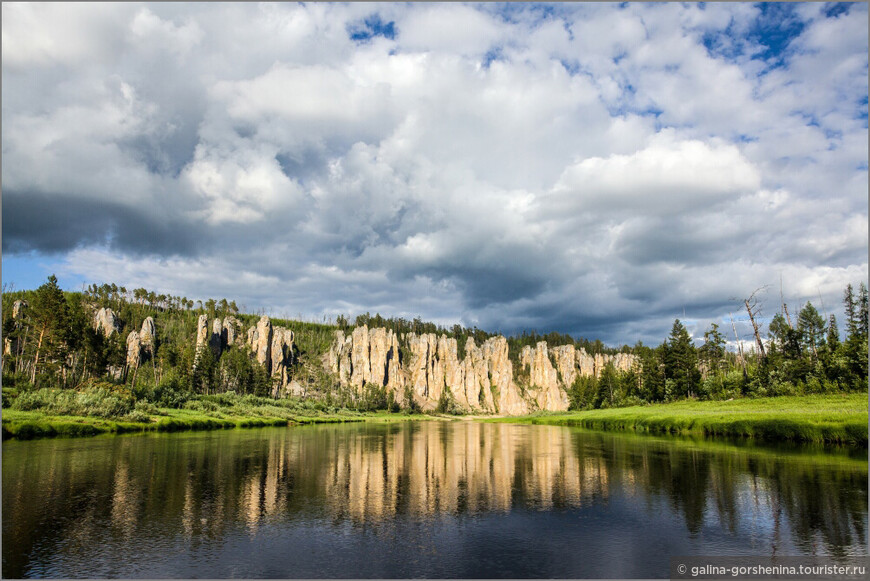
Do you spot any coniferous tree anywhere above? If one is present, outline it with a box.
[797,302,826,361]
[665,319,700,399]
[27,275,71,385]
[826,314,840,352]
[699,323,726,377]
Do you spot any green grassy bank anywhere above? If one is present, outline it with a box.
[0,388,421,440]
[488,394,869,445]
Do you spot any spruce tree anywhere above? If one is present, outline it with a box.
[28,275,71,385]
[665,319,700,399]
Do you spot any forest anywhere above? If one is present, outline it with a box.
[1,276,867,419]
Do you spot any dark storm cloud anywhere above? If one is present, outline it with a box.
[2,190,203,256]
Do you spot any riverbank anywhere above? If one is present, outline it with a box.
[4,391,867,444]
[0,389,421,440]
[487,394,869,445]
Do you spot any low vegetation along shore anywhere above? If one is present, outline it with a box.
[491,393,869,445]
[0,387,418,440]
[3,387,866,446]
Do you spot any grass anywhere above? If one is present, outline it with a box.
[0,407,365,440]
[4,391,866,445]
[0,388,440,441]
[487,393,869,445]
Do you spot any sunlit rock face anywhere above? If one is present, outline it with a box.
[325,327,641,414]
[126,317,157,370]
[483,336,526,415]
[4,300,28,356]
[126,331,141,369]
[222,316,242,349]
[255,316,273,373]
[94,307,120,337]
[195,314,211,357]
[522,342,569,412]
[190,315,295,394]
[139,317,156,358]
[270,327,295,396]
[12,300,28,320]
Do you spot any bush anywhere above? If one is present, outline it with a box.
[10,386,134,418]
[2,387,20,408]
[124,410,153,423]
[436,387,461,414]
[134,400,160,415]
[133,373,191,409]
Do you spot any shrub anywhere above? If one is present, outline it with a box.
[134,400,160,415]
[133,372,191,408]
[2,387,20,408]
[124,409,153,423]
[11,387,135,418]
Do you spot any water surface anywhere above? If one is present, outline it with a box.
[3,421,867,578]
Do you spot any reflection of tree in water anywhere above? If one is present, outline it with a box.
[769,467,867,558]
[2,424,867,578]
[577,432,867,555]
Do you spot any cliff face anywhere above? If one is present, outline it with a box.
[94,307,121,337]
[192,315,295,395]
[126,317,156,369]
[181,314,637,415]
[327,326,403,401]
[325,328,639,415]
[3,300,28,356]
[521,342,569,412]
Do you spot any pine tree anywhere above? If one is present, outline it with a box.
[698,323,726,377]
[826,314,840,351]
[27,275,71,385]
[843,284,858,338]
[797,302,826,360]
[665,319,700,399]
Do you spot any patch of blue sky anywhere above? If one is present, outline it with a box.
[747,2,808,68]
[823,2,853,19]
[559,58,581,76]
[481,2,562,26]
[855,95,868,125]
[702,2,827,70]
[701,28,748,62]
[347,13,396,44]
[482,46,504,69]
[2,253,87,292]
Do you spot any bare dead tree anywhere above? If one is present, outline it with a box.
[744,286,769,361]
[780,274,793,328]
[729,311,747,378]
[817,287,828,322]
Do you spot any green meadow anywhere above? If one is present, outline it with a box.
[488,393,869,445]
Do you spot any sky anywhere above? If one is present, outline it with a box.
[2,2,868,347]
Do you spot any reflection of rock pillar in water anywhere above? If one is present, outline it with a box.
[316,424,615,523]
[242,471,261,534]
[111,460,139,538]
[182,476,195,538]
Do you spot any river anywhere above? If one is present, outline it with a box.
[3,421,867,578]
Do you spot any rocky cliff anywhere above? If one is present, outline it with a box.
[125,317,156,369]
[325,327,637,414]
[94,307,121,337]
[192,314,295,396]
[3,300,28,356]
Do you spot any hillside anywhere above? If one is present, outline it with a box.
[2,277,867,420]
